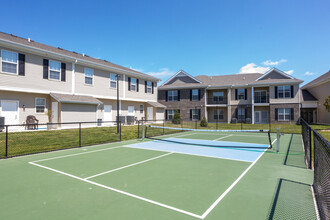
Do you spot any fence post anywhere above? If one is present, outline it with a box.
[195,120,197,129]
[309,127,312,169]
[79,123,81,147]
[5,125,8,158]
[120,122,122,142]
[138,121,140,139]
[181,120,183,132]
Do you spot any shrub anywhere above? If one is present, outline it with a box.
[172,110,181,124]
[200,116,208,127]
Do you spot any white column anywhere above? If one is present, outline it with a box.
[227,88,231,123]
[205,89,208,121]
[252,87,254,124]
[71,62,76,94]
[123,74,126,98]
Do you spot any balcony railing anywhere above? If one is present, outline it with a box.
[254,95,269,103]
[207,97,227,104]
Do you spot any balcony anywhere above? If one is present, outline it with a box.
[254,94,269,103]
[207,97,227,105]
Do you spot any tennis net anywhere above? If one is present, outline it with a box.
[145,125,273,150]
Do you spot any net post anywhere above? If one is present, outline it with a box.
[119,122,122,142]
[137,120,140,139]
[142,120,145,141]
[79,122,81,147]
[268,130,272,149]
[276,128,280,152]
[163,119,165,135]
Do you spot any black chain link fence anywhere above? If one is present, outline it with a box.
[313,130,330,220]
[300,118,329,220]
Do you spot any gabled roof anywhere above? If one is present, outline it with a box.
[256,68,294,81]
[158,70,302,90]
[301,71,330,89]
[161,70,202,86]
[0,32,159,81]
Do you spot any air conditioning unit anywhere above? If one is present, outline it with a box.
[0,117,4,131]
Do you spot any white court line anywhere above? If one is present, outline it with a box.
[29,161,203,219]
[30,146,123,163]
[213,134,233,141]
[200,138,277,219]
[85,152,173,180]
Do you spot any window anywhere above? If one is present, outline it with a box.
[49,60,61,80]
[213,109,224,120]
[237,108,245,120]
[130,78,137,91]
[192,109,199,120]
[35,98,46,113]
[213,91,224,101]
[168,90,178,101]
[140,104,144,113]
[1,50,18,74]
[167,110,175,120]
[128,106,135,115]
[110,73,117,88]
[278,86,291,98]
[85,68,94,85]
[192,89,199,101]
[146,81,152,93]
[237,89,245,100]
[278,108,291,121]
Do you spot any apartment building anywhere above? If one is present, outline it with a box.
[0,32,165,126]
[300,71,330,124]
[158,69,303,124]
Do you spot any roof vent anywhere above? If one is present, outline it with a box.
[82,53,85,56]
[28,38,31,42]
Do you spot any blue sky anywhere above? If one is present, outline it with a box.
[1,0,329,84]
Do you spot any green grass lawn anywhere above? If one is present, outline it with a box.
[0,122,329,158]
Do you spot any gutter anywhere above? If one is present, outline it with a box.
[0,38,160,82]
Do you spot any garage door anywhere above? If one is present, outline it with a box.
[61,103,97,123]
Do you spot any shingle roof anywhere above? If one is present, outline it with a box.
[50,93,102,105]
[159,72,302,89]
[0,32,159,81]
[147,101,166,108]
[301,90,318,101]
[301,71,330,89]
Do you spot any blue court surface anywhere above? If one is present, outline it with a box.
[125,138,270,162]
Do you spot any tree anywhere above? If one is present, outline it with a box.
[200,116,208,127]
[324,95,330,112]
[172,110,181,124]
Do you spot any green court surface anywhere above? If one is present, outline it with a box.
[0,131,316,220]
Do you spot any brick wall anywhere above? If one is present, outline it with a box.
[270,103,300,124]
[230,105,252,123]
[158,89,206,120]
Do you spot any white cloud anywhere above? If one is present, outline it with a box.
[263,59,287,66]
[285,70,294,75]
[305,71,316,76]
[147,68,175,77]
[239,63,270,74]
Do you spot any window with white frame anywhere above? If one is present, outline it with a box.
[237,108,245,120]
[278,86,291,98]
[128,106,135,115]
[237,89,245,100]
[213,109,224,120]
[168,90,178,101]
[49,60,61,80]
[192,89,199,101]
[213,91,224,101]
[278,108,291,121]
[140,104,144,113]
[110,73,117,88]
[167,110,175,120]
[1,50,18,74]
[85,68,94,85]
[35,98,46,113]
[192,109,199,120]
[146,81,152,93]
[130,78,137,91]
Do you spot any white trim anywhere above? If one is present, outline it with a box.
[123,74,126,98]
[256,68,294,81]
[0,38,160,82]
[161,70,202,86]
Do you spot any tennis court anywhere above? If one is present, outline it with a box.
[0,128,317,219]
